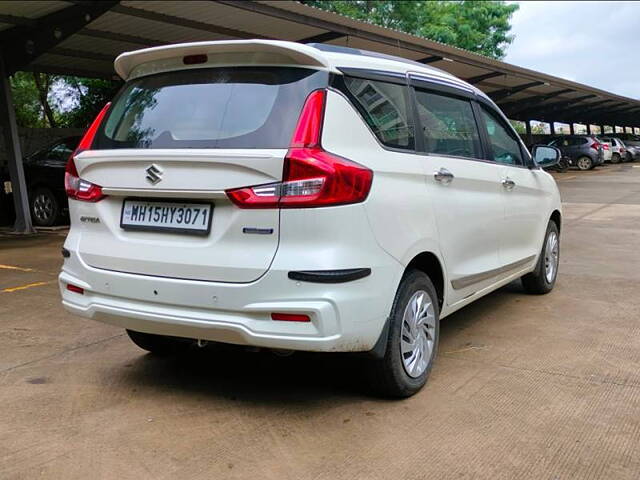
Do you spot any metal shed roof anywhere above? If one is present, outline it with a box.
[1,0,639,128]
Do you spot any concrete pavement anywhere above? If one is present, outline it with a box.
[1,163,640,479]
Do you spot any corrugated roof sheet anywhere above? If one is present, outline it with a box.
[0,0,638,127]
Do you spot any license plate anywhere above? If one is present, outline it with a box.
[120,199,212,235]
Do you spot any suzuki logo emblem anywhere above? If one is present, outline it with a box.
[145,164,163,185]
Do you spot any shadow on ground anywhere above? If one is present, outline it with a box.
[114,280,528,403]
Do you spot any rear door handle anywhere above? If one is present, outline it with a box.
[502,178,516,191]
[434,168,454,185]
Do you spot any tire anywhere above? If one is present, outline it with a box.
[367,269,440,398]
[126,329,191,355]
[576,156,593,171]
[555,157,569,173]
[611,153,621,164]
[522,221,560,295]
[30,187,59,227]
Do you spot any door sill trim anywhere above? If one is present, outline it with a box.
[451,255,536,290]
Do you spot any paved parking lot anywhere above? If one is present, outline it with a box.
[1,164,640,479]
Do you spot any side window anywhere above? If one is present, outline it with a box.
[480,106,523,165]
[48,142,74,162]
[413,88,482,158]
[341,76,414,150]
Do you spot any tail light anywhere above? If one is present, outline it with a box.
[591,141,601,151]
[602,143,609,150]
[65,103,111,202]
[226,90,373,209]
[621,147,626,153]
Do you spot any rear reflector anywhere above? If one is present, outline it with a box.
[271,313,311,322]
[66,284,84,295]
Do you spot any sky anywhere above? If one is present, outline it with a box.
[504,1,640,100]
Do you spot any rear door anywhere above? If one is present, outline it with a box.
[410,78,503,305]
[76,66,327,282]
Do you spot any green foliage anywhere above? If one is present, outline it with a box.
[530,122,548,135]
[509,119,526,134]
[303,1,519,59]
[10,72,48,128]
[10,72,120,129]
[54,76,121,128]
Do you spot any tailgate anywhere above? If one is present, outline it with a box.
[74,149,284,283]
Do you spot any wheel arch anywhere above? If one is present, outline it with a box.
[550,209,561,233]
[368,249,445,359]
[405,251,445,309]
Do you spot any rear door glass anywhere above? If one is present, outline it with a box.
[96,67,327,149]
[413,89,482,159]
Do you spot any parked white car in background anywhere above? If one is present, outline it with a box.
[59,40,563,397]
[601,136,627,163]
[598,137,613,162]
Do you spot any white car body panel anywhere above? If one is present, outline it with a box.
[602,141,613,161]
[60,40,562,352]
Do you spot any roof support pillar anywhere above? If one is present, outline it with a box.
[569,123,575,135]
[550,122,556,135]
[586,124,591,135]
[0,55,34,233]
[525,120,532,147]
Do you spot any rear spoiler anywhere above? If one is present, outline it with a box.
[114,40,335,80]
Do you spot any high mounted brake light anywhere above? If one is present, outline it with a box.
[65,103,110,202]
[226,89,373,209]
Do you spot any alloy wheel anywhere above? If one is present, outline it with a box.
[33,193,54,224]
[577,157,591,170]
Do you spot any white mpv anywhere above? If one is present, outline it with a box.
[60,41,562,397]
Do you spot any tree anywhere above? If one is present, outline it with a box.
[10,73,120,129]
[53,76,121,128]
[10,72,50,128]
[509,119,526,134]
[302,1,518,59]
[31,73,58,127]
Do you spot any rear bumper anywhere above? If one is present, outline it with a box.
[59,249,401,353]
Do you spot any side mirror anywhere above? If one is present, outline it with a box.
[532,145,561,168]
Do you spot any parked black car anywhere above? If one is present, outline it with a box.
[547,135,605,171]
[1,136,80,227]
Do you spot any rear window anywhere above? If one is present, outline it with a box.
[95,67,327,149]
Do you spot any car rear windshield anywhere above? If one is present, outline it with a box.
[94,67,328,150]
